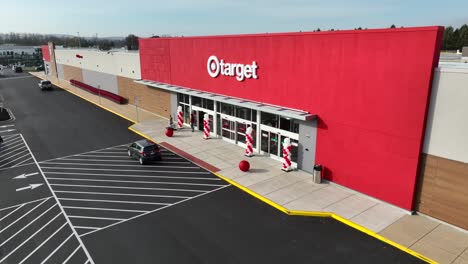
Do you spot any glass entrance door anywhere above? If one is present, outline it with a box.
[261,130,280,158]
[221,117,235,143]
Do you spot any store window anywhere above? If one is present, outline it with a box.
[221,103,235,116]
[192,96,201,107]
[261,112,278,128]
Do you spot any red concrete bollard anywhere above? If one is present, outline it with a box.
[239,160,250,172]
[165,127,174,137]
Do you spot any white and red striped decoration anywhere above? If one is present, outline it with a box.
[245,126,254,157]
[203,114,210,139]
[282,138,292,172]
[177,106,183,129]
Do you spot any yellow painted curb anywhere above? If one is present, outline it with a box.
[127,128,437,264]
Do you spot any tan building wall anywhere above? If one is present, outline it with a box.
[117,76,171,117]
[62,65,83,82]
[415,154,468,230]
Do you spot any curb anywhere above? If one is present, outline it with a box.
[32,73,437,264]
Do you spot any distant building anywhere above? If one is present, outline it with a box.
[462,46,468,57]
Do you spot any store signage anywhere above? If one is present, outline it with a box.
[207,55,258,82]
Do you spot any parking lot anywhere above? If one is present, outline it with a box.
[0,75,427,263]
[39,143,229,236]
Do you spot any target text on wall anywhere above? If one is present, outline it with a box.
[207,55,258,82]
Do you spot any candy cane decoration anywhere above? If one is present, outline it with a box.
[282,138,292,172]
[245,126,254,157]
[177,106,183,129]
[203,114,210,139]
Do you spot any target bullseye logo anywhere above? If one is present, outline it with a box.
[207,55,258,82]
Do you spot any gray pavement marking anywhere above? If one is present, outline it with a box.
[47,177,225,187]
[54,189,190,199]
[40,233,74,264]
[0,198,50,234]
[0,212,63,263]
[12,172,39,179]
[62,245,81,264]
[41,166,211,174]
[20,134,95,264]
[17,222,69,264]
[0,205,23,222]
[80,185,231,238]
[44,171,222,181]
[63,206,148,213]
[0,204,58,247]
[85,260,90,264]
[42,161,200,169]
[69,215,125,221]
[16,183,44,192]
[0,196,52,212]
[59,198,170,206]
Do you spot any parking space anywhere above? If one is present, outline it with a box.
[0,197,91,264]
[39,143,230,236]
[0,133,34,170]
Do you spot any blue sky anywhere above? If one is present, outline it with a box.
[1,0,467,37]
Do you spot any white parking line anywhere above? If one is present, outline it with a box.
[0,205,24,223]
[43,171,221,181]
[0,125,14,128]
[59,198,169,206]
[76,155,128,158]
[40,233,74,264]
[85,260,90,264]
[0,196,52,212]
[41,166,211,174]
[54,190,190,199]
[81,185,231,237]
[42,161,199,169]
[0,204,57,247]
[48,177,225,187]
[75,226,99,230]
[11,157,33,168]
[0,146,26,159]
[2,136,21,145]
[63,245,81,264]
[0,140,24,154]
[0,152,30,168]
[21,134,95,264]
[0,198,50,234]
[61,158,191,164]
[63,206,147,213]
[69,215,125,221]
[0,148,27,161]
[0,212,63,263]
[18,222,68,264]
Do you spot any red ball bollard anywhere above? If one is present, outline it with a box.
[239,160,250,172]
[165,127,174,137]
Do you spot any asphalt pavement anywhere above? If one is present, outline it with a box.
[0,74,426,264]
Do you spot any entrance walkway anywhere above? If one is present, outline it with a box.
[31,71,468,264]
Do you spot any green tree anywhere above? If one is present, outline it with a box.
[125,34,139,50]
[390,24,396,28]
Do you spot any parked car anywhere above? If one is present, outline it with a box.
[35,65,45,71]
[38,80,52,91]
[127,140,162,165]
[14,66,23,73]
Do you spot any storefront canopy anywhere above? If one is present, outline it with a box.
[135,79,316,121]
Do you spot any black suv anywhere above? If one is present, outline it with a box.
[127,140,162,165]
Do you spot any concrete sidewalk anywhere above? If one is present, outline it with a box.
[31,72,468,264]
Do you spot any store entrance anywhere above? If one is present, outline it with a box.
[261,130,279,158]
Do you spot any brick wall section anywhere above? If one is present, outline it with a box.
[117,76,171,117]
[63,65,83,82]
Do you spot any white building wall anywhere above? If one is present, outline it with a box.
[54,49,141,79]
[423,65,468,163]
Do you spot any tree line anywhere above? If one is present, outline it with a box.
[1,25,468,52]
